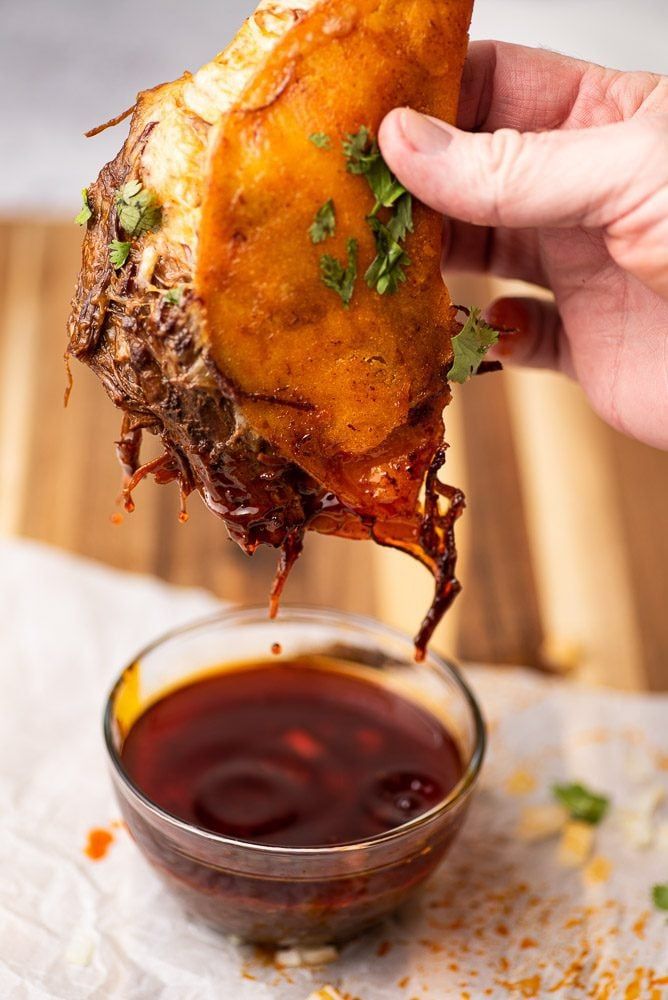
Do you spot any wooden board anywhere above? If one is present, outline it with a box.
[1,220,666,689]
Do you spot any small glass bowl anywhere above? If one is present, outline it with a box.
[104,607,486,947]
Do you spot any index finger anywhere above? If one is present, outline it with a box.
[458,40,592,132]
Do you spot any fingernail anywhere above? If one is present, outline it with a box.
[486,299,528,358]
[399,109,453,155]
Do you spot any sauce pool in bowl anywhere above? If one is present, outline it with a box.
[105,608,485,946]
[120,659,464,847]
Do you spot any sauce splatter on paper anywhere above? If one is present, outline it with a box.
[84,827,114,860]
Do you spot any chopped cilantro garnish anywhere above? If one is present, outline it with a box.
[74,188,93,227]
[552,783,610,826]
[163,286,184,305]
[652,884,668,911]
[109,240,131,270]
[115,180,162,237]
[309,199,336,244]
[367,159,409,214]
[344,126,414,296]
[343,126,407,209]
[393,189,414,239]
[365,214,412,295]
[320,238,358,308]
[310,125,413,305]
[309,132,331,150]
[343,126,378,175]
[448,308,500,383]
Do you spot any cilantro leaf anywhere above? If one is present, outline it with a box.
[74,188,93,226]
[366,157,408,213]
[109,240,131,270]
[343,126,406,207]
[552,783,610,826]
[309,132,331,150]
[652,885,668,911]
[320,238,358,307]
[448,308,500,383]
[365,191,414,295]
[343,126,380,176]
[311,125,412,304]
[365,214,411,295]
[163,286,184,305]
[309,199,336,244]
[120,178,142,199]
[343,126,414,296]
[115,180,162,237]
[392,191,414,241]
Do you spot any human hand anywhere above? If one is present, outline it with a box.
[379,42,668,450]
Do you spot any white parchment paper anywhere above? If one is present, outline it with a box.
[1,539,667,999]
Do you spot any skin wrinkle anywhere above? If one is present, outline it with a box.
[379,43,668,448]
[607,174,668,249]
[602,122,668,228]
[458,49,667,226]
[607,277,630,437]
[536,229,621,383]
[458,39,497,132]
[443,220,548,287]
[439,134,645,262]
[459,42,586,133]
[602,71,666,122]
[556,320,574,379]
[524,301,559,369]
[480,219,496,276]
[448,42,596,280]
[484,128,536,228]
[566,66,622,129]
[442,120,668,234]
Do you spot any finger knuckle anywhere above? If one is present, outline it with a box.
[478,128,526,225]
[652,116,668,163]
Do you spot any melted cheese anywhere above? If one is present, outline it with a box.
[137,2,318,269]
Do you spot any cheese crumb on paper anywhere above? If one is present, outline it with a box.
[64,927,98,966]
[618,785,665,849]
[558,821,595,867]
[506,770,537,796]
[276,946,339,968]
[307,988,345,1000]
[632,785,665,816]
[518,804,568,842]
[655,822,668,851]
[619,810,655,850]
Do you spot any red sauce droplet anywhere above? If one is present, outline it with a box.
[84,827,114,861]
[110,513,123,526]
[271,643,282,656]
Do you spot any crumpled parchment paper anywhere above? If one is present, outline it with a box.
[1,539,667,1000]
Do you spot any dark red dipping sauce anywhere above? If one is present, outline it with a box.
[121,660,463,847]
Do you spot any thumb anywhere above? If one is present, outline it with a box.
[379,108,668,293]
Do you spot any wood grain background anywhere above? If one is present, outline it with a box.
[1,220,666,689]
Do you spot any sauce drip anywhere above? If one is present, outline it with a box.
[120,658,463,848]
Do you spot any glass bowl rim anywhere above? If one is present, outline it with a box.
[103,604,486,857]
